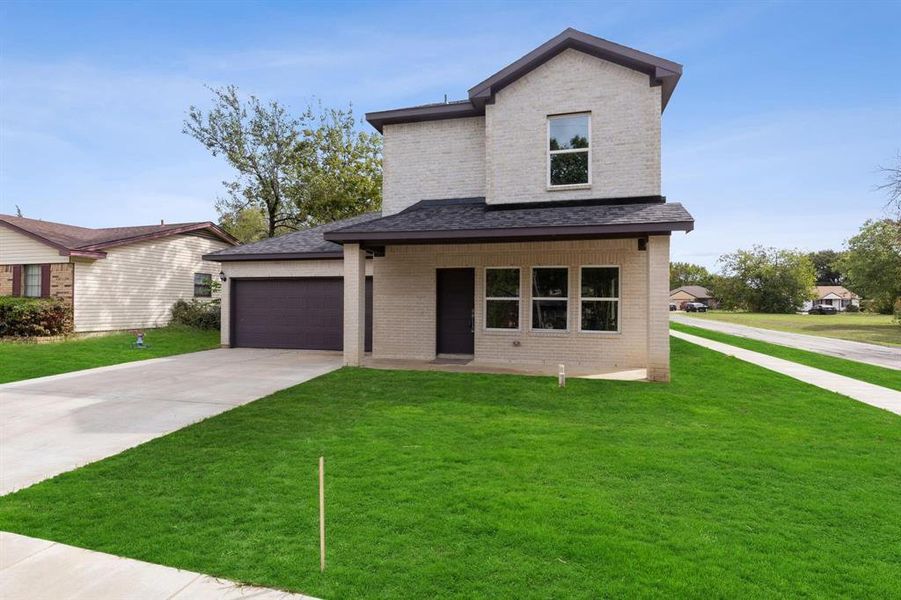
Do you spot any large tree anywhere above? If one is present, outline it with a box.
[670,261,712,289]
[715,246,816,313]
[877,151,901,217]
[839,219,901,313]
[184,86,381,238]
[807,249,844,285]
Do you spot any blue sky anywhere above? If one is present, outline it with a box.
[1,1,899,269]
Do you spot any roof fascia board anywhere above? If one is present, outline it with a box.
[79,223,239,251]
[204,251,345,262]
[324,220,694,244]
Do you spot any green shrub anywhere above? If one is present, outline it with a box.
[844,303,860,313]
[894,298,901,328]
[170,299,220,330]
[0,297,73,337]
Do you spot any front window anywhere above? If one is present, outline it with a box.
[580,267,619,332]
[485,268,520,330]
[23,265,41,297]
[532,267,568,330]
[193,273,212,298]
[548,113,590,187]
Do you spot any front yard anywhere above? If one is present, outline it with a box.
[681,311,901,347]
[1,339,898,598]
[0,326,220,383]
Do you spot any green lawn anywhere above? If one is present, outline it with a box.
[680,311,901,347]
[0,326,220,383]
[1,339,899,598]
[671,322,901,392]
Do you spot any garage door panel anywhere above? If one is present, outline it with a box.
[231,277,371,351]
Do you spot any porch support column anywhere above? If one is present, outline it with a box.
[646,235,671,382]
[343,243,366,366]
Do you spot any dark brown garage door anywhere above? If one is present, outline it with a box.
[231,277,372,351]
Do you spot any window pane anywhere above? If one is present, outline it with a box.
[550,152,588,185]
[582,300,618,331]
[24,265,41,297]
[194,273,212,298]
[549,115,589,150]
[532,268,567,298]
[487,300,519,329]
[581,267,618,298]
[532,299,567,330]
[486,269,519,298]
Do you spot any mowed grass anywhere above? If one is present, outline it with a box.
[682,311,901,347]
[1,339,899,598]
[671,322,901,391]
[0,326,220,383]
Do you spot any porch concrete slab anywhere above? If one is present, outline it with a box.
[671,314,901,369]
[672,330,901,415]
[362,357,647,380]
[0,532,317,600]
[0,531,54,569]
[0,349,341,495]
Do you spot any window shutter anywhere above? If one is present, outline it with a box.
[41,264,52,297]
[11,265,22,296]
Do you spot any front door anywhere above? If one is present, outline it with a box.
[436,268,474,355]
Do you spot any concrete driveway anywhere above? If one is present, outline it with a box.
[671,314,901,370]
[0,349,342,495]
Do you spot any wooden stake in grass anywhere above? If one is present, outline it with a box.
[558,363,566,388]
[319,455,326,572]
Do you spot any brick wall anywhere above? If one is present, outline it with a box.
[382,117,486,215]
[0,265,12,295]
[486,49,661,205]
[49,263,74,304]
[372,237,668,374]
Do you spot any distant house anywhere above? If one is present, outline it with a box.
[670,285,716,309]
[0,214,237,332]
[801,285,860,312]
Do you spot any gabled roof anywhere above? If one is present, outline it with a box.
[0,214,237,259]
[670,285,713,299]
[814,285,859,300]
[324,196,693,245]
[205,212,382,262]
[366,28,682,132]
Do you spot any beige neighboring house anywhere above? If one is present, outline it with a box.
[802,285,861,312]
[206,28,694,381]
[0,214,237,332]
[670,285,716,309]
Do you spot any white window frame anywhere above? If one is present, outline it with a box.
[578,265,621,334]
[547,112,591,190]
[23,264,41,298]
[484,267,522,332]
[530,266,570,332]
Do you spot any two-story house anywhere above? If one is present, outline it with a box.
[208,29,693,381]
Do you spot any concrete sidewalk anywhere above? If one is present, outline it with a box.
[672,330,901,415]
[671,314,901,370]
[0,532,318,599]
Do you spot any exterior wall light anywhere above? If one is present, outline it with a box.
[219,271,227,282]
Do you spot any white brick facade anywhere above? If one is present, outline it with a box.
[372,237,670,379]
[486,49,661,205]
[382,117,486,215]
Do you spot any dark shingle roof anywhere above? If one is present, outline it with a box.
[0,214,237,258]
[206,212,382,261]
[670,285,712,299]
[324,197,693,243]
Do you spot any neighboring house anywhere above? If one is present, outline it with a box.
[207,28,694,381]
[0,214,237,332]
[670,285,717,309]
[801,285,861,312]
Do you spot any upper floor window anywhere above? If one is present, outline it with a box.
[193,273,212,298]
[24,265,41,297]
[548,113,590,188]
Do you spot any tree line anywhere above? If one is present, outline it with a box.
[671,218,901,315]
